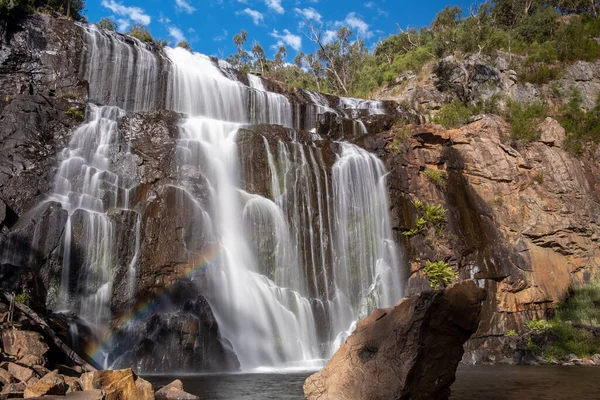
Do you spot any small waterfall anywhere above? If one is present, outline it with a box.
[48,105,140,331]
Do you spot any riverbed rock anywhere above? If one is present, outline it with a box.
[155,380,198,400]
[7,362,36,383]
[0,382,26,398]
[23,370,67,398]
[304,280,486,400]
[79,369,137,399]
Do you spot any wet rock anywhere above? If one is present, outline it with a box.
[304,281,486,400]
[7,363,36,383]
[1,330,49,362]
[23,370,67,398]
[155,380,198,400]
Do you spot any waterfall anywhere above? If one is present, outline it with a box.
[40,29,405,372]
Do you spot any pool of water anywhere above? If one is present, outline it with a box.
[145,365,600,399]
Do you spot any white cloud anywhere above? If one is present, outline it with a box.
[238,8,264,25]
[175,0,196,14]
[343,12,371,38]
[100,0,151,25]
[117,18,130,32]
[364,1,375,8]
[270,29,302,51]
[168,26,186,43]
[265,0,284,14]
[213,29,228,42]
[323,30,337,44]
[293,7,321,22]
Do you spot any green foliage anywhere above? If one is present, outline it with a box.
[423,260,456,290]
[504,100,547,143]
[387,124,413,153]
[14,292,29,304]
[559,89,600,154]
[97,17,116,31]
[422,168,448,187]
[126,24,153,43]
[65,106,84,120]
[404,200,447,237]
[434,100,473,129]
[525,319,553,333]
[177,41,191,51]
[0,0,34,24]
[555,17,600,62]
[505,330,518,337]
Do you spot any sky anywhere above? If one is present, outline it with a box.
[85,0,469,60]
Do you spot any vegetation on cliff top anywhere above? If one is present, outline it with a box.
[0,0,85,26]
[224,1,600,98]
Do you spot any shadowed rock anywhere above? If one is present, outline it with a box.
[304,280,486,400]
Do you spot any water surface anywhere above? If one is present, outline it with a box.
[146,365,600,399]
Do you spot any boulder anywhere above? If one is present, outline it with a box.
[155,380,199,400]
[7,362,36,383]
[64,376,83,393]
[304,280,486,400]
[591,354,600,365]
[64,390,104,400]
[79,369,137,400]
[135,377,155,400]
[1,330,49,360]
[0,382,25,398]
[0,368,13,386]
[23,370,67,398]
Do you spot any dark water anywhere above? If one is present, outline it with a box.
[146,365,600,399]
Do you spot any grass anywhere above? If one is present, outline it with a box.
[422,168,448,187]
[504,100,548,144]
[387,123,414,153]
[65,107,84,120]
[15,293,29,305]
[505,330,518,337]
[525,278,600,360]
[423,260,456,290]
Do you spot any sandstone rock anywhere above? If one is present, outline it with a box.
[1,330,49,360]
[539,118,566,148]
[63,389,104,399]
[135,377,155,400]
[23,370,67,398]
[18,355,45,368]
[65,376,83,393]
[80,369,137,400]
[0,382,25,398]
[304,280,486,400]
[7,362,36,383]
[156,381,198,400]
[0,368,13,386]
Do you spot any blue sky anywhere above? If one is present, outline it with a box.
[86,0,468,60]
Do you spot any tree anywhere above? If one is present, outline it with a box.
[177,40,192,51]
[273,45,287,69]
[97,17,116,31]
[47,0,86,21]
[126,24,153,43]
[228,29,250,71]
[251,41,266,75]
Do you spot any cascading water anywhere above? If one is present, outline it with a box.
[43,28,404,372]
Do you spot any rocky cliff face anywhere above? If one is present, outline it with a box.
[1,13,599,370]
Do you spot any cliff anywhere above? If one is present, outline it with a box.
[1,13,599,370]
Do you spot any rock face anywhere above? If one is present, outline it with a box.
[362,115,600,363]
[304,281,486,400]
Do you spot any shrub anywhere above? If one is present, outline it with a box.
[434,100,473,129]
[422,168,448,187]
[505,330,518,337]
[97,17,117,31]
[65,106,84,120]
[525,319,552,332]
[423,260,456,290]
[126,24,153,43]
[177,41,192,51]
[14,292,29,304]
[504,100,547,143]
[387,124,413,153]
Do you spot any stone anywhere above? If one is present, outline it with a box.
[0,382,26,398]
[64,390,104,400]
[0,368,13,386]
[304,281,486,400]
[7,362,36,383]
[18,355,45,368]
[23,370,67,398]
[64,376,82,393]
[135,377,155,400]
[155,380,201,400]
[591,354,600,365]
[1,330,49,360]
[79,369,137,400]
[539,118,566,148]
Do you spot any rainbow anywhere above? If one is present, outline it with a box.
[85,246,223,364]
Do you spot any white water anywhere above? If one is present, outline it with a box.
[47,30,405,371]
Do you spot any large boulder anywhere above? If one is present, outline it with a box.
[1,330,49,362]
[23,370,67,398]
[79,369,137,400]
[155,380,198,400]
[304,280,486,400]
